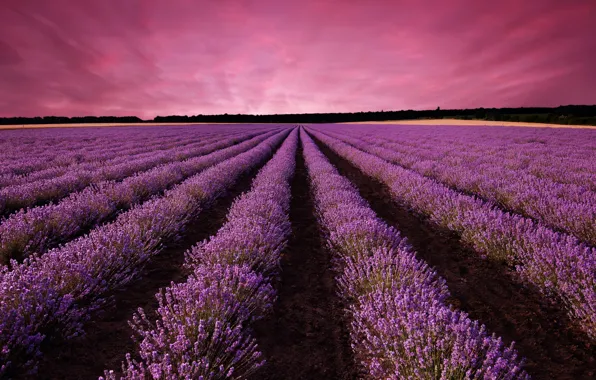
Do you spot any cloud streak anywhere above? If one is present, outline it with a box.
[1,0,595,118]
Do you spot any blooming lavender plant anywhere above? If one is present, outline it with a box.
[105,266,271,380]
[319,126,596,245]
[0,129,170,180]
[0,135,199,189]
[300,129,528,379]
[0,124,269,186]
[309,127,596,341]
[351,288,526,379]
[103,129,298,379]
[0,129,276,217]
[0,128,289,377]
[0,130,273,265]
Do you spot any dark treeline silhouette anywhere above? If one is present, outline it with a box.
[2,105,596,126]
[0,116,143,125]
[153,105,596,125]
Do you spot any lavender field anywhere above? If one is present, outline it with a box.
[0,124,594,379]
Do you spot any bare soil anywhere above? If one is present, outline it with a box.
[252,142,359,380]
[312,134,596,380]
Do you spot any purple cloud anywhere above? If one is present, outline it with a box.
[0,0,594,118]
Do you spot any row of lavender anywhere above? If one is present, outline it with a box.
[0,133,155,173]
[336,124,595,190]
[0,129,289,377]
[350,128,595,243]
[0,133,223,215]
[301,129,527,378]
[319,124,596,245]
[0,124,223,161]
[308,127,596,342]
[0,131,218,189]
[0,127,273,216]
[0,126,175,160]
[0,129,274,265]
[102,128,298,379]
[0,125,216,178]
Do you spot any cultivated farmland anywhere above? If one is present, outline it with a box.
[0,124,594,379]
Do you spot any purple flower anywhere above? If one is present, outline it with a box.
[300,128,528,378]
[0,127,289,376]
[308,125,596,341]
[102,129,298,379]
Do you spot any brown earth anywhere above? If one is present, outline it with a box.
[312,134,596,380]
[30,161,269,380]
[252,142,359,380]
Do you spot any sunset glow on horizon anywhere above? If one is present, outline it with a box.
[1,0,595,119]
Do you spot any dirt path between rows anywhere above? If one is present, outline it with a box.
[252,142,358,380]
[312,135,596,380]
[31,163,269,380]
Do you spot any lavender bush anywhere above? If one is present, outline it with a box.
[0,128,289,377]
[0,130,274,264]
[301,129,528,379]
[0,129,277,217]
[103,129,298,379]
[104,266,270,380]
[0,125,268,184]
[308,127,596,341]
[319,126,596,245]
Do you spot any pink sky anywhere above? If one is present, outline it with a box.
[1,0,595,119]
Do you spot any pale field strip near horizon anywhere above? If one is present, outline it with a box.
[344,119,596,129]
[0,119,595,130]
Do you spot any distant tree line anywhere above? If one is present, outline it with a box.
[0,116,143,125]
[2,105,596,126]
[153,105,596,125]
